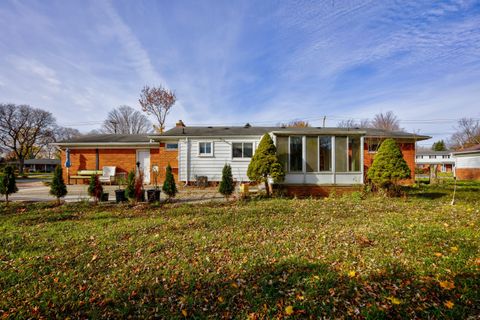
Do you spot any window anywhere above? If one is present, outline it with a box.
[289,136,303,172]
[429,155,436,159]
[442,155,450,159]
[306,137,318,172]
[348,136,361,172]
[198,142,213,156]
[165,143,178,150]
[335,136,348,172]
[232,142,253,159]
[367,140,381,153]
[276,136,288,172]
[319,136,332,171]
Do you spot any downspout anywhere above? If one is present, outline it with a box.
[184,137,189,186]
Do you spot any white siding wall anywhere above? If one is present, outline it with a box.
[454,153,480,168]
[179,137,262,182]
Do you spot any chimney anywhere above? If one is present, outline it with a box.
[176,120,186,128]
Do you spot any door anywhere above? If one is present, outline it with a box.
[137,150,151,184]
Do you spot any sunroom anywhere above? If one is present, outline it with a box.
[273,132,365,185]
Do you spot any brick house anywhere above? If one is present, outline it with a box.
[57,122,429,195]
[452,144,480,180]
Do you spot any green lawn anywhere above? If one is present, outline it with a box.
[1,181,479,319]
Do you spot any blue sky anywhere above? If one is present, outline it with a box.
[1,0,479,145]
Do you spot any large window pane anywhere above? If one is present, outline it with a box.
[243,143,253,158]
[276,136,288,172]
[232,143,243,158]
[319,136,331,171]
[306,137,318,172]
[290,136,303,172]
[348,136,361,172]
[335,136,347,172]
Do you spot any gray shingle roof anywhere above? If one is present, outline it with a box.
[416,150,452,156]
[57,134,152,144]
[24,159,61,165]
[154,126,430,140]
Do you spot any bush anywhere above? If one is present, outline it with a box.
[88,175,103,203]
[0,166,18,204]
[125,170,135,200]
[219,164,235,199]
[247,134,285,197]
[162,164,177,199]
[367,138,410,195]
[134,171,144,202]
[50,166,67,204]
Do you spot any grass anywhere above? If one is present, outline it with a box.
[1,181,479,319]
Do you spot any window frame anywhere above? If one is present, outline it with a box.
[198,141,214,157]
[232,142,254,160]
[165,142,179,150]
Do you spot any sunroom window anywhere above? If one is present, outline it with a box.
[289,136,303,172]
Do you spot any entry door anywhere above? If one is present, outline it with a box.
[137,150,151,184]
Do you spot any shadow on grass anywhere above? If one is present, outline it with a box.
[11,260,479,319]
[410,192,448,199]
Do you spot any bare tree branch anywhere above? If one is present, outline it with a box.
[138,85,176,133]
[101,105,152,134]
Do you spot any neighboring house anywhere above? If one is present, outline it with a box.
[57,121,430,195]
[415,150,455,173]
[451,144,480,180]
[8,159,60,173]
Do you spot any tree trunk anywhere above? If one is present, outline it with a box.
[5,193,8,205]
[264,180,270,197]
[18,158,25,175]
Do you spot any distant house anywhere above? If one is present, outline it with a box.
[56,121,430,196]
[8,159,60,173]
[452,144,480,180]
[415,150,455,173]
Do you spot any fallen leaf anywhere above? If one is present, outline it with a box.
[444,300,454,309]
[218,296,224,303]
[434,252,443,257]
[91,254,98,262]
[387,296,402,305]
[181,309,187,317]
[348,270,356,278]
[439,280,455,290]
[450,247,458,252]
[285,305,294,315]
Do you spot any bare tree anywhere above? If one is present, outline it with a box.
[138,85,176,133]
[38,126,82,159]
[370,111,402,131]
[449,118,480,149]
[0,104,56,173]
[279,120,310,127]
[337,118,371,128]
[101,105,152,134]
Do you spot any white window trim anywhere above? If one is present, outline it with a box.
[165,142,178,150]
[198,141,214,157]
[232,142,254,161]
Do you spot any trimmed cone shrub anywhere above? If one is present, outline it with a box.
[219,164,235,199]
[134,171,144,202]
[50,166,67,204]
[367,138,411,194]
[247,134,285,196]
[0,166,18,204]
[125,170,136,200]
[88,174,103,203]
[162,164,177,199]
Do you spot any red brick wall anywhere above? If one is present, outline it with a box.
[151,143,179,182]
[456,168,480,180]
[60,147,176,184]
[363,141,416,184]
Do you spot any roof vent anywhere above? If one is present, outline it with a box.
[207,126,213,129]
[224,127,229,130]
[182,128,185,134]
[244,123,251,128]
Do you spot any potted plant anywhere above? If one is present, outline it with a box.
[125,170,136,201]
[114,175,127,203]
[147,165,161,202]
[88,174,103,204]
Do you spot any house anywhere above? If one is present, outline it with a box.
[415,150,455,173]
[8,158,61,173]
[57,121,430,196]
[451,144,480,180]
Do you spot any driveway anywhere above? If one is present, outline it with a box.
[4,179,228,203]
